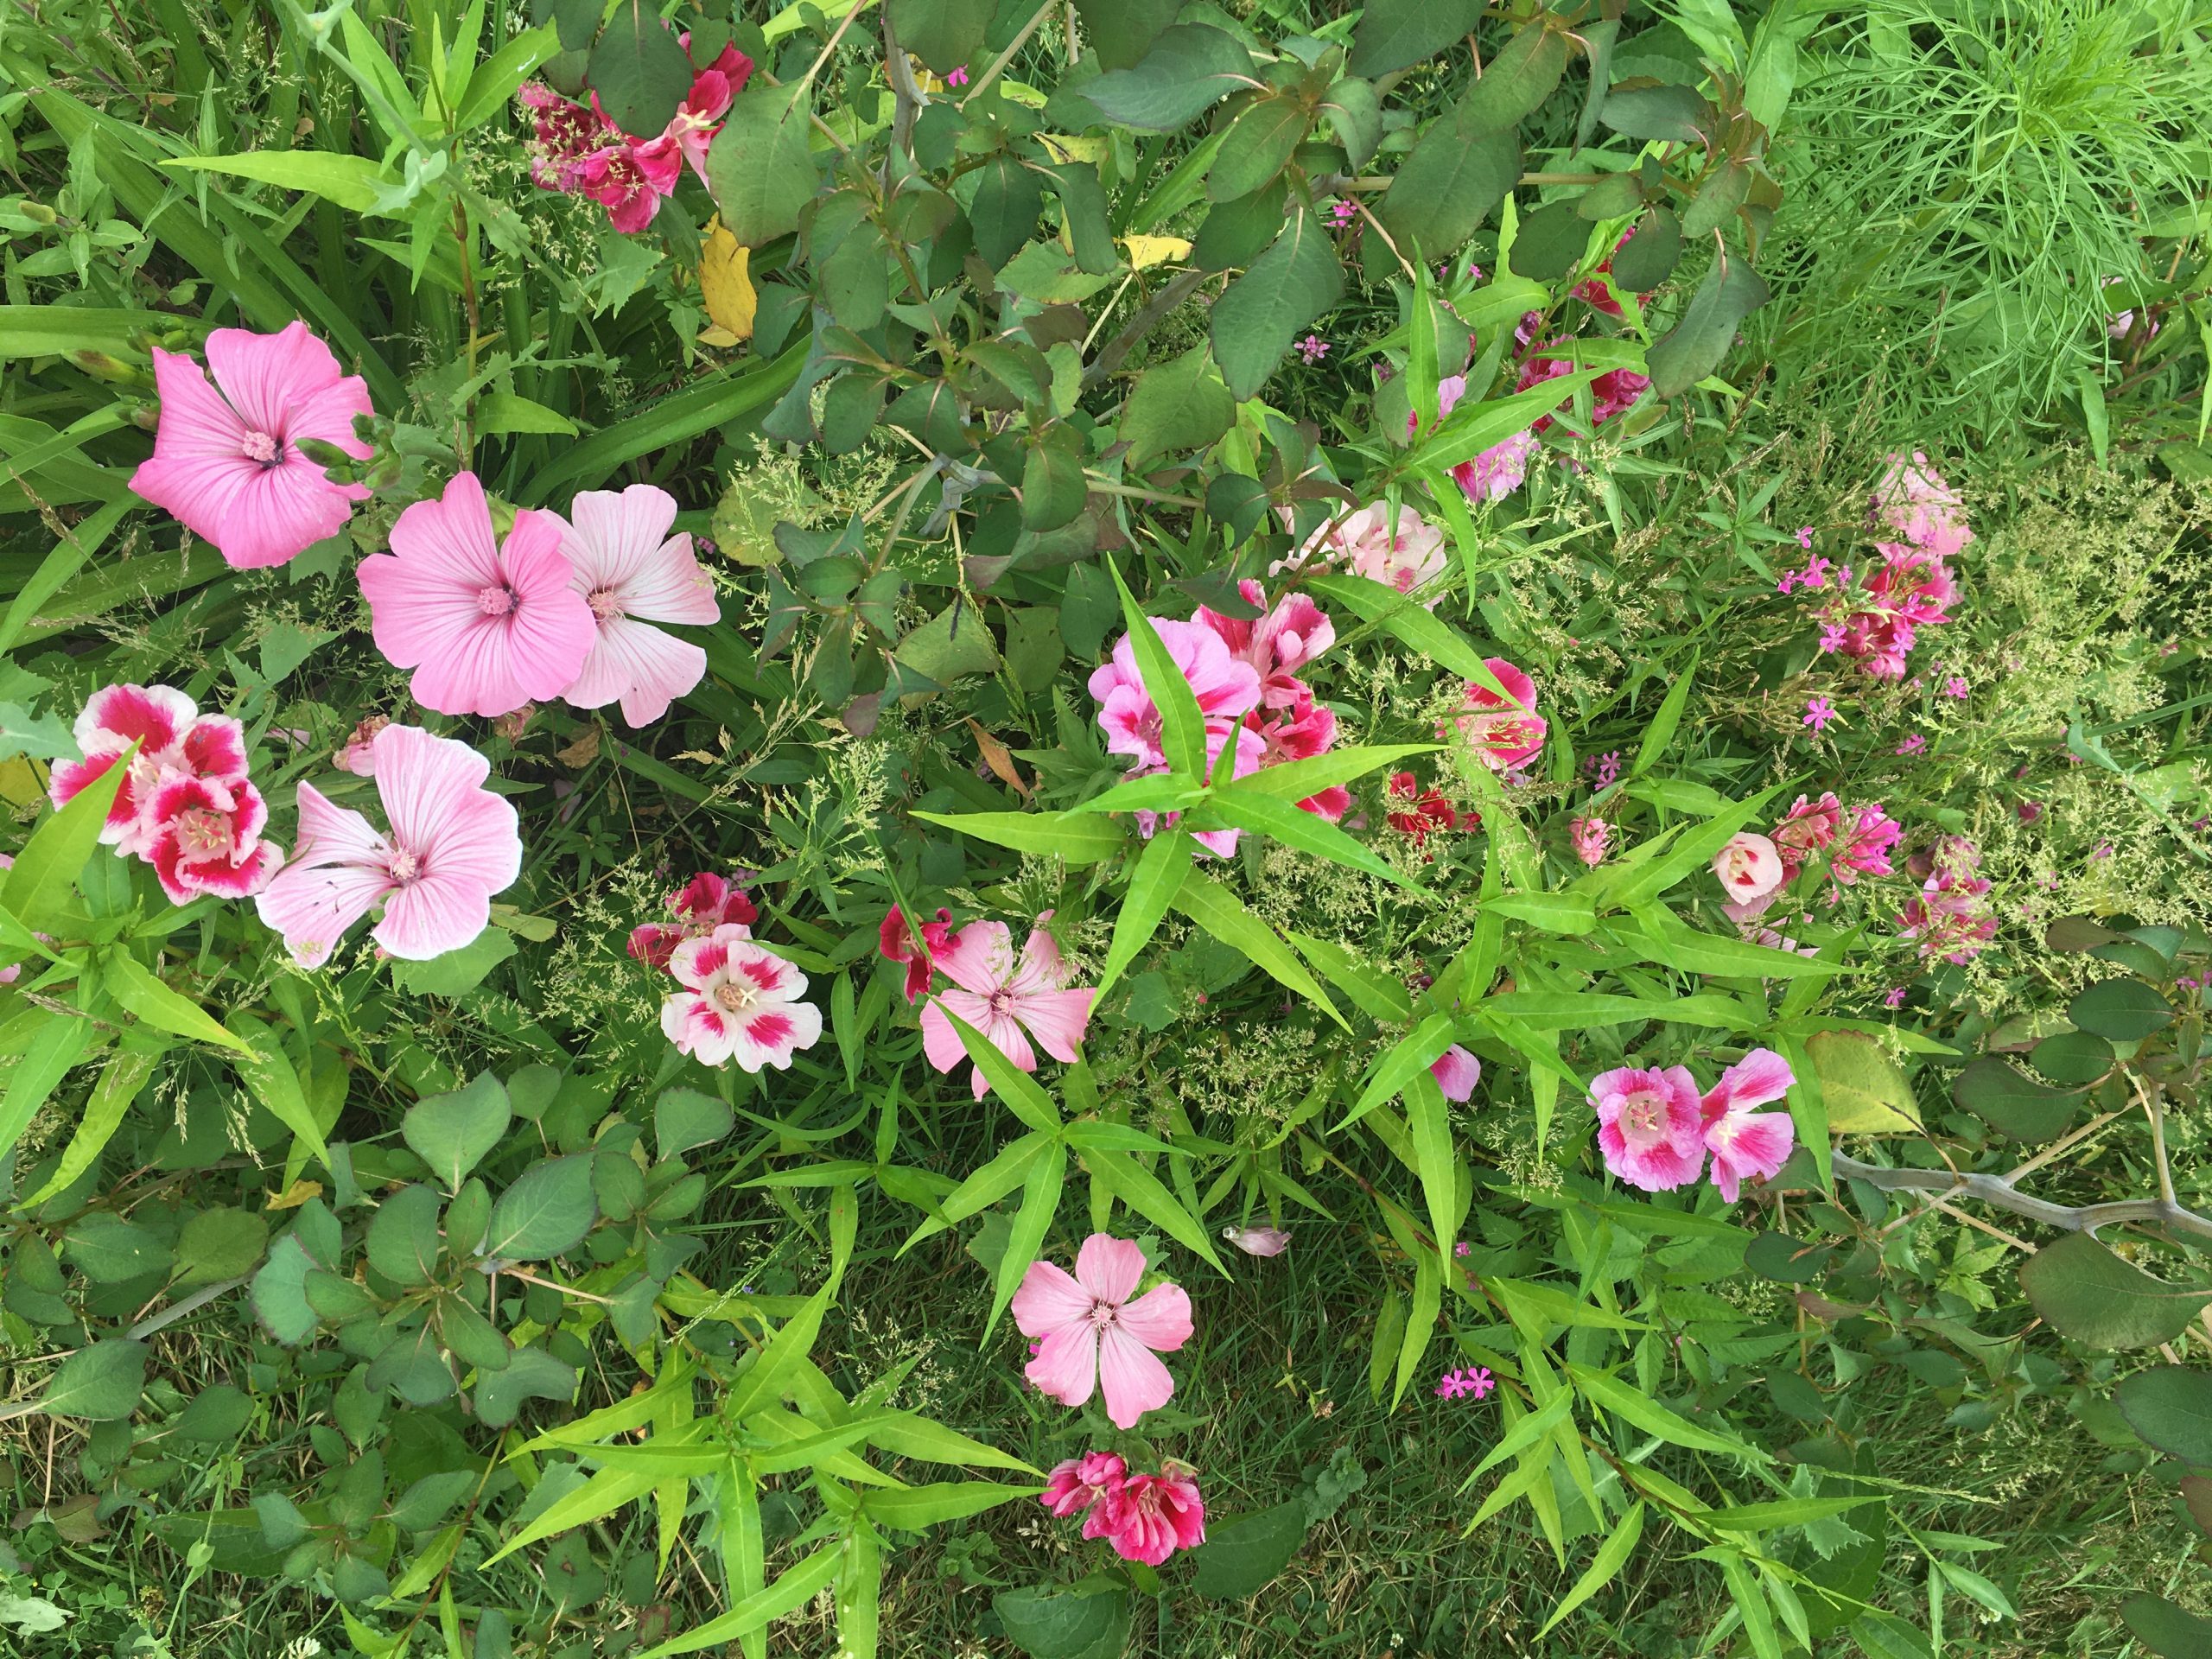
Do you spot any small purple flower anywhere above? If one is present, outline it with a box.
[1817,623,1847,654]
[1434,1369,1468,1400]
[1583,750,1622,789]
[1803,696,1839,732]
[1943,676,1969,700]
[1795,525,1815,550]
[1296,334,1331,364]
[1884,987,1908,1008]
[1452,1240,1471,1258]
[1466,1367,1495,1400]
[1327,200,1357,228]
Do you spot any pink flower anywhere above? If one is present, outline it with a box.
[1466,1366,1496,1399]
[660,925,823,1071]
[1422,376,1539,504]
[1871,451,1971,559]
[1223,1225,1292,1257]
[1013,1234,1193,1430]
[523,44,753,231]
[1436,1365,1496,1401]
[1770,794,1840,881]
[877,904,955,1003]
[1100,1465,1206,1567]
[334,714,390,776]
[944,64,970,89]
[1699,1048,1796,1202]
[1584,751,1621,789]
[1244,689,1348,821]
[1041,1452,1127,1538]
[629,872,759,969]
[50,684,250,855]
[359,472,595,718]
[1884,986,1909,1007]
[1589,1065,1707,1192]
[1434,1368,1470,1399]
[128,323,373,570]
[1431,1045,1482,1103]
[1569,815,1611,867]
[1895,733,1927,756]
[555,485,719,727]
[1449,658,1546,771]
[918,918,1096,1099]
[254,723,521,967]
[1898,866,1999,964]
[1713,832,1785,905]
[1795,526,1815,550]
[1835,804,1902,883]
[519,81,607,192]
[142,773,280,903]
[1193,581,1334,709]
[1296,334,1331,364]
[1274,503,1449,605]
[1088,619,1262,772]
[1803,696,1839,731]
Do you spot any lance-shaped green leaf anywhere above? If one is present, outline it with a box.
[1459,1388,1575,1489]
[931,1003,1065,1134]
[1169,875,1346,1030]
[633,1541,842,1658]
[1348,0,1482,78]
[1077,25,1255,132]
[1647,253,1770,397]
[986,1139,1066,1338]
[1336,1011,1457,1131]
[1096,829,1192,995]
[1103,555,1209,779]
[1192,791,1421,891]
[1405,372,1600,474]
[1536,1501,1644,1637]
[1222,742,1437,804]
[1567,1363,1769,1462]
[3,739,130,932]
[910,809,1127,864]
[1086,1147,1227,1274]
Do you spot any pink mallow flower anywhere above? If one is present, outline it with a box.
[661,925,823,1071]
[128,322,373,570]
[1770,793,1840,880]
[1870,450,1972,559]
[918,918,1096,1099]
[1100,1465,1206,1567]
[1449,658,1546,771]
[49,683,251,856]
[1040,1452,1127,1541]
[555,484,720,727]
[1589,1065,1707,1192]
[142,773,280,903]
[1014,1234,1193,1431]
[1431,1045,1482,1103]
[359,471,596,719]
[254,723,520,967]
[1274,503,1449,607]
[1699,1048,1796,1202]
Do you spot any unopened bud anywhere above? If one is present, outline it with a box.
[70,349,143,385]
[294,436,354,471]
[20,200,55,226]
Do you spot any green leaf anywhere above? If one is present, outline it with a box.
[366,1185,445,1287]
[1850,1610,1935,1659]
[706,88,817,247]
[1189,1499,1307,1599]
[3,740,130,932]
[633,1541,842,1658]
[861,1480,1035,1529]
[1206,95,1311,201]
[1336,1011,1456,1131]
[251,1234,321,1344]
[588,0,693,137]
[911,810,1126,866]
[2118,1366,2212,1465]
[2019,1231,2212,1351]
[1567,1363,1768,1462]
[993,1584,1131,1659]
[2068,978,2172,1041]
[1630,657,1700,776]
[1088,1148,1228,1275]
[1104,558,1208,779]
[1486,892,1597,934]
[1217,742,1437,806]
[175,1207,270,1285]
[1210,207,1344,401]
[2122,1592,2212,1659]
[1348,0,1482,78]
[1096,829,1192,995]
[483,1156,597,1260]
[1647,253,1769,398]
[226,1020,333,1170]
[0,1014,94,1167]
[1612,205,1681,292]
[889,0,991,73]
[1122,345,1235,467]
[38,1339,147,1421]
[1804,1030,1921,1134]
[1071,0,1179,72]
[1077,25,1253,133]
[1403,1071,1461,1274]
[1536,1501,1643,1637]
[24,1046,159,1207]
[656,1086,734,1159]
[1197,791,1421,890]
[987,1139,1066,1338]
[1681,160,1751,241]
[865,1411,1041,1474]
[1459,23,1569,137]
[403,1071,512,1191]
[475,1346,580,1429]
[1700,1496,1885,1531]
[390,924,518,996]
[1599,82,1712,143]
[99,952,247,1050]
[1170,874,1346,1030]
[1951,1057,2081,1143]
[969,155,1044,270]
[1460,1388,1574,1488]
[1377,118,1517,262]
[895,600,1001,684]
[932,1003,1064,1133]
[162,151,391,212]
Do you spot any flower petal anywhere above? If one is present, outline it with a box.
[1011,1258,1092,1337]
[1025,1323,1100,1409]
[1096,1324,1175,1429]
[1074,1234,1146,1305]
[1116,1283,1192,1352]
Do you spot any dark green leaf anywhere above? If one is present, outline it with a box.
[1508,199,1590,282]
[1347,0,1481,79]
[1192,179,1288,273]
[993,1584,1132,1659]
[1206,96,1311,202]
[1071,0,1180,71]
[1123,345,1236,466]
[1190,1500,1307,1599]
[483,1156,597,1261]
[1020,435,1088,531]
[1458,23,1568,137]
[656,1086,733,1159]
[1951,1057,2081,1142]
[706,88,817,247]
[475,1346,580,1429]
[1377,121,1518,262]
[2123,1592,2212,1658]
[1681,160,1751,241]
[402,1071,512,1191]
[1611,207,1681,292]
[1210,208,1344,400]
[2032,1028,2114,1086]
[2020,1232,2212,1351]
[174,1383,252,1443]
[1078,25,1253,133]
[2068,979,2172,1041]
[39,1339,146,1421]
[1646,253,1768,397]
[1599,81,1711,143]
[969,155,1044,270]
[587,2,692,138]
[366,1185,445,1288]
[2117,1366,2212,1465]
[890,0,991,73]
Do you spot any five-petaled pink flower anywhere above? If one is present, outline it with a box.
[661,924,823,1071]
[1803,696,1839,732]
[128,322,373,569]
[1274,503,1449,606]
[1013,1233,1193,1430]
[1700,1049,1797,1202]
[1436,1366,1495,1400]
[359,472,596,719]
[1100,1465,1206,1566]
[555,484,719,726]
[1589,1065,1707,1192]
[255,723,520,967]
[1450,658,1547,772]
[50,684,250,855]
[918,917,1095,1099]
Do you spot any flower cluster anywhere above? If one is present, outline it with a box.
[1434,1365,1495,1401]
[1039,1453,1207,1567]
[1807,451,1969,678]
[519,41,753,232]
[896,914,1095,1100]
[1897,836,1999,963]
[1197,582,1350,821]
[628,871,759,969]
[1514,233,1652,434]
[1712,792,1903,934]
[1590,1049,1797,1202]
[52,685,281,904]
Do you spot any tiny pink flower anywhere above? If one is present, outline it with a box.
[1453,1240,1471,1258]
[1803,696,1839,732]
[918,917,1096,1100]
[1942,676,1969,700]
[1223,1225,1293,1258]
[1569,815,1611,867]
[1434,1369,1469,1399]
[661,925,823,1071]
[1713,832,1786,905]
[1884,986,1908,1007]
[1013,1234,1193,1430]
[1795,526,1814,550]
[556,484,720,727]
[1100,1465,1205,1566]
[1699,1048,1796,1202]
[945,65,970,88]
[1296,334,1331,364]
[1589,1065,1707,1192]
[1449,658,1547,772]
[1895,733,1926,756]
[1466,1366,1496,1399]
[1431,1044,1482,1103]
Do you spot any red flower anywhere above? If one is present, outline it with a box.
[879,904,954,1003]
[1386,772,1459,846]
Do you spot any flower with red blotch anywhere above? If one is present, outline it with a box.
[1699,1048,1796,1202]
[1100,1465,1206,1566]
[254,723,521,968]
[1713,833,1786,910]
[1589,1065,1707,1192]
[1014,1234,1192,1430]
[1432,1045,1481,1103]
[629,871,760,969]
[1193,580,1334,709]
[1449,658,1547,772]
[522,44,753,232]
[1898,856,1999,964]
[128,323,373,570]
[1386,771,1459,846]
[50,684,250,855]
[142,773,281,903]
[555,484,719,727]
[661,925,823,1071]
[919,917,1095,1099]
[1274,503,1449,605]
[359,472,596,718]
[1041,1452,1128,1539]
[877,904,954,1002]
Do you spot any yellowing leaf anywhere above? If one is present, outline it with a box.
[1122,234,1193,270]
[699,217,757,344]
[0,756,44,806]
[265,1179,324,1211]
[1039,132,1107,164]
[1806,1029,1923,1134]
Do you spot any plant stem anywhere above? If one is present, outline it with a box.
[1831,1151,2212,1243]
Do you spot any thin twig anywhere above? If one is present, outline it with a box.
[1080,269,1208,390]
[966,0,1053,101]
[1831,1152,2212,1243]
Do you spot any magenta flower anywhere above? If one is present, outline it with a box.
[1431,1045,1482,1103]
[661,925,823,1071]
[143,773,280,903]
[1770,793,1840,881]
[1795,525,1815,550]
[1466,1366,1496,1399]
[1087,619,1262,772]
[628,871,758,969]
[1296,334,1331,364]
[1589,1065,1707,1192]
[1434,1368,1470,1399]
[128,323,372,570]
[1193,580,1334,709]
[1100,1465,1205,1566]
[254,723,520,967]
[1803,696,1839,732]
[1222,1224,1293,1257]
[50,684,250,855]
[359,472,595,718]
[1450,658,1547,772]
[554,484,719,727]
[522,44,753,231]
[1013,1234,1193,1430]
[1424,376,1540,505]
[1435,1365,1495,1402]
[918,918,1096,1099]
[1712,832,1786,906]
[1040,1452,1126,1541]
[1895,733,1927,756]
[1884,986,1909,1008]
[1835,804,1903,883]
[1699,1048,1797,1202]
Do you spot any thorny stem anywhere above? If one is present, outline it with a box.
[1831,1150,2212,1244]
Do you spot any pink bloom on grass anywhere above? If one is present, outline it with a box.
[555,484,720,727]
[1895,733,1926,756]
[1436,1366,1495,1401]
[1713,832,1785,905]
[143,773,280,903]
[359,472,595,718]
[1450,658,1547,772]
[1040,1452,1126,1540]
[1871,451,1971,559]
[1589,1065,1707,1192]
[918,918,1096,1099]
[1274,503,1449,606]
[1884,986,1909,1008]
[1796,526,1815,550]
[334,714,391,777]
[1423,376,1539,505]
[254,723,520,967]
[128,322,373,570]
[1088,620,1261,772]
[661,925,823,1071]
[1432,1045,1482,1103]
[50,684,249,855]
[1014,1234,1192,1430]
[1770,794,1839,881]
[1699,1048,1796,1202]
[1101,1466,1206,1567]
[1803,696,1839,732]
[1223,1225,1292,1257]
[1194,581,1334,709]
[1296,334,1331,364]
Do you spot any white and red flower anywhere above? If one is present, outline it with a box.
[661,925,823,1071]
[143,774,281,903]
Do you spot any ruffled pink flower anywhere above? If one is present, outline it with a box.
[1193,580,1334,709]
[1244,689,1348,821]
[1223,1225,1292,1257]
[1041,1452,1128,1539]
[555,484,718,727]
[877,904,955,1003]
[919,918,1095,1099]
[1432,1045,1481,1103]
[1589,1065,1707,1192]
[522,43,753,232]
[1099,1465,1205,1566]
[1274,503,1448,605]
[49,684,249,855]
[1449,658,1546,771]
[1569,815,1611,866]
[1871,451,1971,559]
[1015,1236,1192,1430]
[1713,831,1786,907]
[254,723,520,967]
[1770,793,1840,880]
[1422,376,1539,504]
[1835,803,1902,883]
[358,472,595,718]
[629,872,758,969]
[1088,619,1262,772]
[660,924,822,1070]
[1516,340,1649,434]
[1699,1048,1796,1202]
[142,773,280,903]
[128,323,372,570]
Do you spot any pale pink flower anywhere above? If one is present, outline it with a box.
[1569,815,1611,866]
[128,322,373,570]
[918,918,1096,1099]
[554,484,719,726]
[1871,450,1971,559]
[1193,580,1334,709]
[1589,1065,1707,1192]
[1013,1234,1192,1430]
[1223,1225,1292,1257]
[253,723,521,967]
[1040,1452,1126,1540]
[1431,1045,1482,1103]
[1101,1465,1206,1566]
[1770,794,1840,880]
[1420,375,1541,504]
[333,714,391,777]
[1699,1048,1796,1202]
[359,472,595,718]
[1295,334,1330,364]
[1449,658,1546,771]
[1087,619,1262,772]
[1274,503,1449,606]
[142,773,280,903]
[49,684,250,855]
[1713,832,1785,906]
[660,925,823,1071]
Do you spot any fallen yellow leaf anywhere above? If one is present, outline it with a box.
[700,216,757,343]
[266,1178,324,1211]
[1122,234,1193,270]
